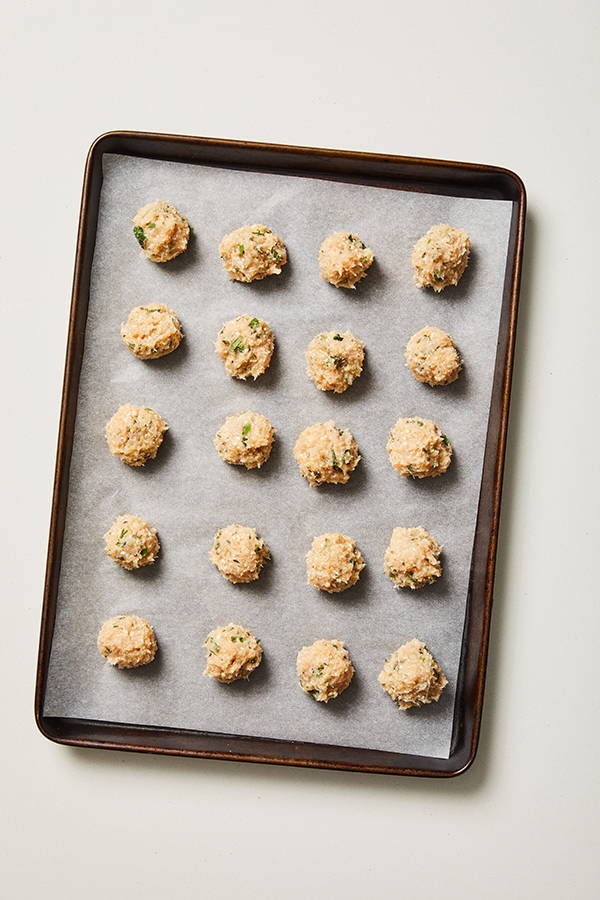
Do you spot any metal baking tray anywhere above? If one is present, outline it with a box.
[35,131,525,776]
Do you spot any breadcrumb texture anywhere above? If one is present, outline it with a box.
[215,315,274,380]
[305,330,365,393]
[297,639,354,702]
[104,514,160,570]
[121,304,182,360]
[214,410,274,469]
[105,404,168,467]
[411,224,470,292]
[386,416,452,478]
[219,224,287,282]
[204,623,263,683]
[97,615,157,669]
[378,638,447,709]
[132,200,189,263]
[319,231,374,288]
[384,526,442,589]
[405,326,462,386]
[306,533,365,593]
[210,524,270,583]
[294,421,361,486]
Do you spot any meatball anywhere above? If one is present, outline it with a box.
[293,421,361,486]
[405,326,462,386]
[97,615,158,669]
[214,411,275,469]
[132,200,189,263]
[305,330,365,393]
[210,524,270,583]
[306,533,365,593]
[215,315,274,380]
[411,224,470,292]
[204,623,263,683]
[105,404,168,467]
[378,639,448,709]
[296,639,354,702]
[319,231,374,289]
[121,304,182,360]
[386,416,452,478]
[384,526,442,589]
[104,514,160,570]
[219,224,287,282]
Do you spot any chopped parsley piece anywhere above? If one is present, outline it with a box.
[331,448,342,472]
[342,449,352,465]
[251,229,264,235]
[139,546,149,558]
[333,333,343,341]
[133,226,146,247]
[271,248,281,261]
[441,433,450,447]
[238,244,245,256]
[147,222,156,229]
[241,422,251,445]
[229,336,245,353]
[347,234,354,242]
[248,317,260,329]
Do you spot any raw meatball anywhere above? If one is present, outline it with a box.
[204,623,263,683]
[293,421,361,486]
[405,326,462,386]
[104,514,160,570]
[319,231,374,288]
[297,639,354,702]
[210,524,270,583]
[219,224,287,282]
[97,615,157,669]
[132,200,190,263]
[386,416,452,478]
[215,315,274,380]
[121,304,182,360]
[411,224,470,292]
[384,526,442,589]
[305,330,365,393]
[105,404,168,467]
[306,533,365,593]
[214,411,274,469]
[378,639,447,709]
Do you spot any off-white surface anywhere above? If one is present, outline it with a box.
[1,1,598,897]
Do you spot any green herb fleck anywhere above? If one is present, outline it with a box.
[331,448,342,472]
[248,317,260,329]
[238,244,245,256]
[147,222,156,229]
[347,234,354,242]
[441,433,450,447]
[271,248,281,261]
[133,226,146,247]
[241,422,251,445]
[342,449,352,465]
[229,336,245,353]
[333,333,343,341]
[139,546,149,558]
[251,229,264,235]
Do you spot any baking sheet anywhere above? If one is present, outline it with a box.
[44,153,512,759]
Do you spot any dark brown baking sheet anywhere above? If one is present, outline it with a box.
[35,131,525,776]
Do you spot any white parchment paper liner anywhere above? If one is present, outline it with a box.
[44,154,512,759]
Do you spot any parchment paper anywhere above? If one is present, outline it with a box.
[44,153,512,759]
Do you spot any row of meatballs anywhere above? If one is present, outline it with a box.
[105,407,453,483]
[97,617,447,711]
[122,306,463,392]
[131,201,471,294]
[105,520,443,592]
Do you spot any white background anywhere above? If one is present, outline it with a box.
[2,1,598,897]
